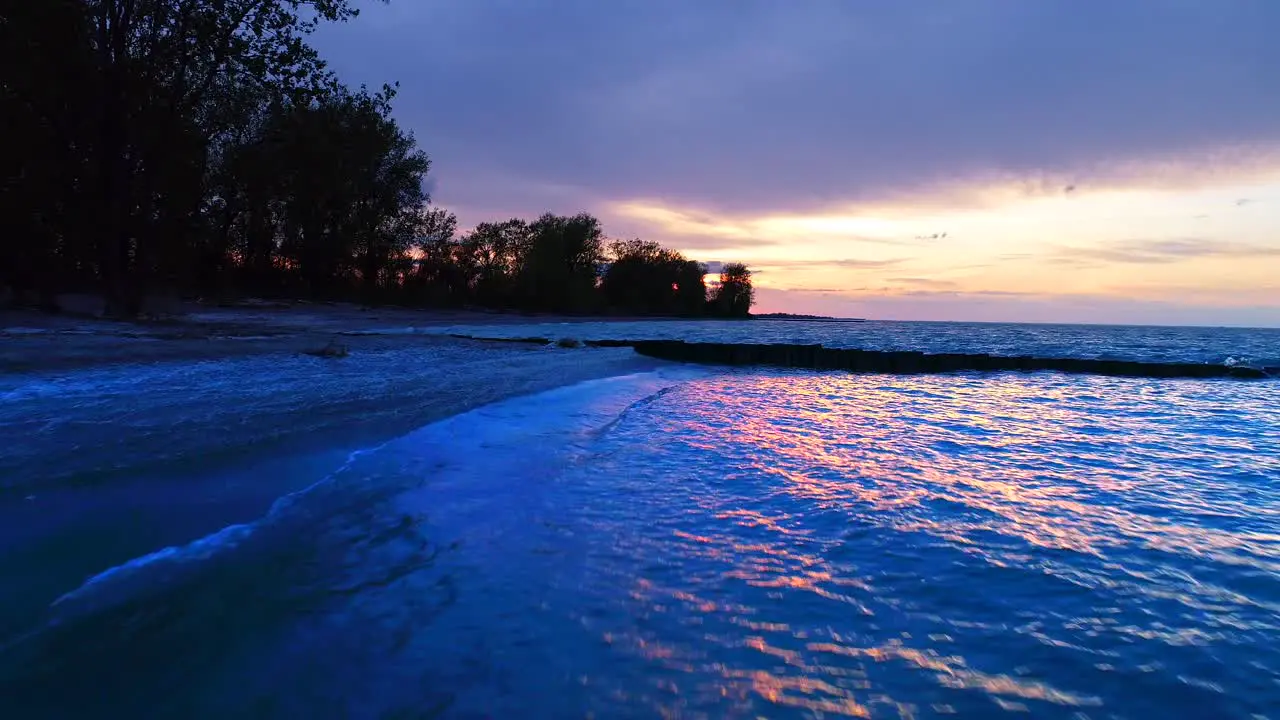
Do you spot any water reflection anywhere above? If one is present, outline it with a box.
[5,369,1277,718]
[568,370,1280,718]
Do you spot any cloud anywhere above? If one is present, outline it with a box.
[757,258,908,270]
[754,287,1280,326]
[603,199,936,251]
[1051,238,1280,265]
[604,201,780,248]
[894,289,1043,299]
[888,277,961,290]
[315,0,1280,217]
[775,287,851,294]
[750,258,913,293]
[1100,283,1280,307]
[310,2,1280,326]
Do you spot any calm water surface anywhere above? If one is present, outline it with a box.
[1,323,1278,719]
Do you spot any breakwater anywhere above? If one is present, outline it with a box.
[624,340,1274,379]
[451,335,1274,379]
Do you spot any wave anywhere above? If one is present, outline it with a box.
[47,443,386,621]
[40,369,703,625]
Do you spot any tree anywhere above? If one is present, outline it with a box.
[0,0,378,314]
[711,262,755,317]
[102,0,373,313]
[601,239,707,316]
[410,208,461,304]
[1,2,741,321]
[672,258,709,316]
[517,213,604,313]
[1,0,97,305]
[463,219,528,307]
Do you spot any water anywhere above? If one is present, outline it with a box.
[414,319,1280,367]
[1,322,1278,718]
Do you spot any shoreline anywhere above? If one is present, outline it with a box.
[0,316,663,641]
[0,303,666,374]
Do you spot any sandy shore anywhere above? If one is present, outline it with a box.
[0,302,633,373]
[0,303,665,638]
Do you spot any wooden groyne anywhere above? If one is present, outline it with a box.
[623,341,1273,379]
[448,335,1274,380]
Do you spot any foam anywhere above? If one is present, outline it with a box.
[44,369,703,620]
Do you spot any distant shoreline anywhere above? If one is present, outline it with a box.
[0,298,888,375]
[0,300,781,374]
[751,313,867,322]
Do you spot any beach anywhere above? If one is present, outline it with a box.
[2,312,1277,718]
[0,301,648,372]
[0,304,658,646]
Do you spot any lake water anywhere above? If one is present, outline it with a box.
[1,321,1278,718]
[414,318,1280,367]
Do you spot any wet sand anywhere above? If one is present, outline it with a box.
[0,302,638,373]
[0,303,661,641]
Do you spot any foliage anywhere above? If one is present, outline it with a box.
[1,1,754,318]
[1,0,394,313]
[711,263,755,318]
[601,239,707,316]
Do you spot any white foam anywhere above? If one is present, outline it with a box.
[340,326,425,336]
[45,368,704,617]
[50,444,387,613]
[50,523,256,614]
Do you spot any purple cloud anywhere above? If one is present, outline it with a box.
[316,0,1280,219]
[1051,238,1280,265]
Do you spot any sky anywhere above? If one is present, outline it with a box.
[314,0,1280,326]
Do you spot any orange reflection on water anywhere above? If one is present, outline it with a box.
[680,372,1280,578]
[807,640,1102,708]
[588,370,1277,716]
[722,669,872,718]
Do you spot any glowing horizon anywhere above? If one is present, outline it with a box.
[315,2,1280,325]
[602,167,1280,326]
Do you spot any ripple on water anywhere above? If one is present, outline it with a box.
[3,369,1278,719]
[550,371,1280,718]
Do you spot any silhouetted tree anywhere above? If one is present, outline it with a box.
[517,213,604,313]
[602,239,707,316]
[1,0,96,305]
[1,1,752,320]
[0,0,385,313]
[463,219,528,307]
[711,262,755,317]
[673,258,710,316]
[88,0,367,314]
[409,207,462,304]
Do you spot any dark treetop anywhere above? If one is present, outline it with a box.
[2,0,752,319]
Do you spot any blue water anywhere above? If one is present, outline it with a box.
[1,322,1279,718]
[419,319,1280,367]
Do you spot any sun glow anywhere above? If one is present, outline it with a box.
[607,171,1280,322]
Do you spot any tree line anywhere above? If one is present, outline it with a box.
[1,0,754,318]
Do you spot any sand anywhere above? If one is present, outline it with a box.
[0,302,663,634]
[0,302,636,373]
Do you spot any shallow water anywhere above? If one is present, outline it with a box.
[0,344,652,642]
[3,363,1277,718]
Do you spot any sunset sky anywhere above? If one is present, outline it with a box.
[316,1,1280,326]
